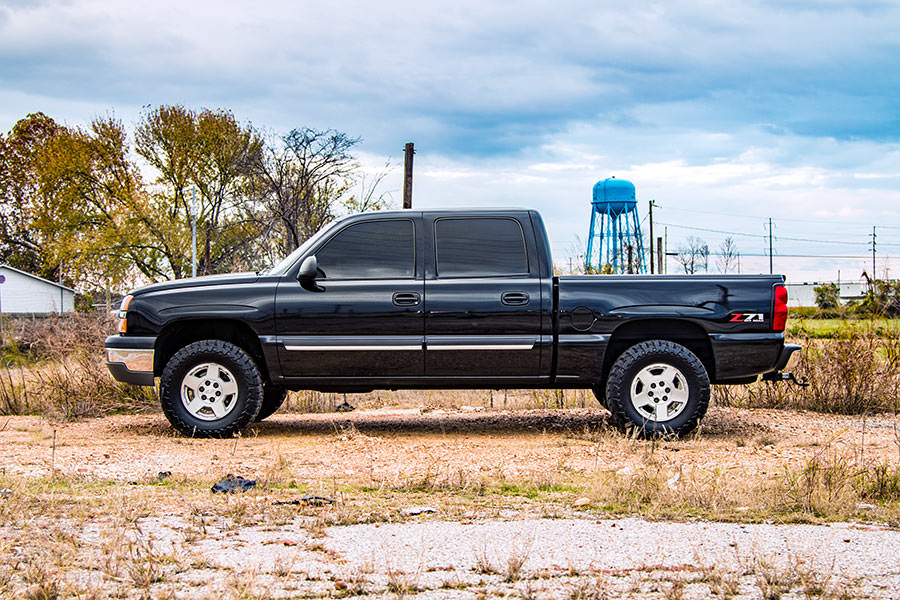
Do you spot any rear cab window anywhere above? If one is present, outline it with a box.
[434,217,529,278]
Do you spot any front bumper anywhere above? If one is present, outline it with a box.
[105,335,156,386]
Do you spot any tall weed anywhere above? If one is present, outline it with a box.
[0,312,156,419]
[715,329,900,414]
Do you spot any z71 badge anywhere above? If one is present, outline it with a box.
[729,313,765,323]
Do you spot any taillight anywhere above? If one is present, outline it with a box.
[772,284,788,332]
[117,295,133,334]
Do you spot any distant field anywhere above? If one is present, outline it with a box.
[786,316,900,338]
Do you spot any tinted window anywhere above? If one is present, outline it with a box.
[316,220,415,279]
[435,218,528,277]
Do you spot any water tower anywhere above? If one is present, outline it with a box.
[585,177,647,273]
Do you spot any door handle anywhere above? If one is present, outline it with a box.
[392,292,421,306]
[501,291,530,306]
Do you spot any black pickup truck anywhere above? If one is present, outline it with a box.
[106,209,799,438]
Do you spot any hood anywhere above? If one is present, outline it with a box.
[130,272,260,296]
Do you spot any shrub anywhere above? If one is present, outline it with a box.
[0,311,156,418]
[814,282,840,310]
[714,328,900,414]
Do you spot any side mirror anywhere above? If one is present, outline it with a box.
[297,255,318,281]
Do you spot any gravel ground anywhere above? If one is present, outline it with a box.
[58,513,900,598]
[2,407,900,598]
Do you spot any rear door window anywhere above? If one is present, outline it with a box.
[435,218,528,277]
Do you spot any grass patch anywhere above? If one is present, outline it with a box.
[786,316,900,339]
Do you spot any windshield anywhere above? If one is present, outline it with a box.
[259,220,340,276]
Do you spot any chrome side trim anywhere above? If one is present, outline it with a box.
[428,344,534,351]
[281,335,424,352]
[558,334,611,343]
[105,348,154,373]
[284,345,421,351]
[425,335,537,351]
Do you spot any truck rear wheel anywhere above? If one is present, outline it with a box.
[604,340,709,438]
[160,340,263,437]
[255,385,287,422]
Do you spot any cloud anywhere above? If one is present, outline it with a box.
[2,0,899,280]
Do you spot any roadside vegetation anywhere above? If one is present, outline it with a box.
[3,310,900,419]
[2,309,899,597]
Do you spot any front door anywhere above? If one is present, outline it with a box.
[276,217,424,379]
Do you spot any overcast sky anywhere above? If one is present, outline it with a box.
[2,0,899,281]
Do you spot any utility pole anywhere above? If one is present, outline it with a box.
[870,226,877,278]
[403,142,415,209]
[657,237,663,274]
[648,200,657,273]
[664,226,668,274]
[191,185,198,278]
[768,217,774,275]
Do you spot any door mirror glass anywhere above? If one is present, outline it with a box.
[297,255,318,281]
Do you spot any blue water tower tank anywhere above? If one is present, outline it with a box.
[585,177,647,274]
[592,178,636,217]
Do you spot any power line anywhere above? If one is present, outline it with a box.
[656,221,900,247]
[659,205,900,229]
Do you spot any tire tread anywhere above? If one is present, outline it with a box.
[160,339,263,438]
[605,339,709,438]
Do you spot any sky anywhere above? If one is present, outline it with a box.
[2,0,900,282]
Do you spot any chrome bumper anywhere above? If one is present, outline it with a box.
[105,346,155,386]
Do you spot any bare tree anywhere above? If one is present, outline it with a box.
[251,128,359,259]
[716,237,739,273]
[676,236,709,274]
[342,160,396,214]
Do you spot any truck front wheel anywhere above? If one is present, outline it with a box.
[604,340,709,438]
[160,340,264,437]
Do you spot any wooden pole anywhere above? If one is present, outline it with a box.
[657,237,663,275]
[403,142,414,209]
[648,200,654,273]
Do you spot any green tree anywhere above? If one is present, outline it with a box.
[0,113,61,279]
[135,105,264,277]
[814,282,840,309]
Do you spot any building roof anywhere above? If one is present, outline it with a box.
[0,264,76,293]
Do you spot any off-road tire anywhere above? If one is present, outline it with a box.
[605,340,709,438]
[160,340,263,438]
[255,385,288,422]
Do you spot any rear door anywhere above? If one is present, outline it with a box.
[423,214,544,379]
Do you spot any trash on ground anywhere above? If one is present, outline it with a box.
[335,400,355,412]
[157,471,172,482]
[399,506,437,516]
[0,488,12,497]
[273,494,335,506]
[211,474,256,494]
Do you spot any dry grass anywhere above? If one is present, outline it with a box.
[0,312,155,419]
[715,330,900,414]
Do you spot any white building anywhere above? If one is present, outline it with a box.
[0,265,75,314]
[784,280,867,307]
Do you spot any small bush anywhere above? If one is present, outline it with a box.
[1,312,116,361]
[715,329,900,414]
[0,311,156,419]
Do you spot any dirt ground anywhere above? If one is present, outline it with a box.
[2,405,900,598]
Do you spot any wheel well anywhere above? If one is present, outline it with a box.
[602,319,715,383]
[154,319,267,381]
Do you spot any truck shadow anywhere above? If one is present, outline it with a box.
[254,409,613,437]
[118,407,764,439]
[251,406,764,439]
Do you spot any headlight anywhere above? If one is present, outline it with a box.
[117,295,133,333]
